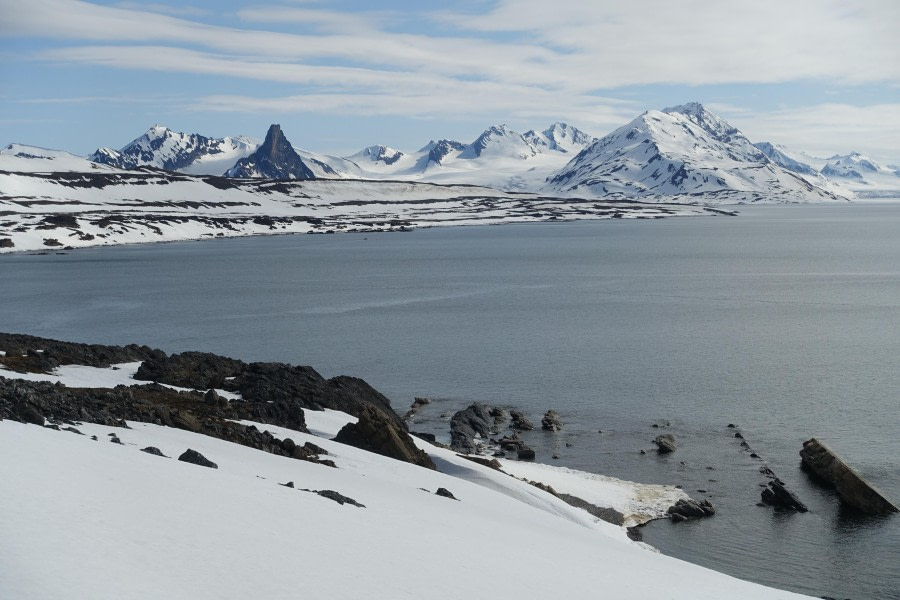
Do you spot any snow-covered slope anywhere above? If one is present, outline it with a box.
[820,152,900,196]
[525,122,596,154]
[0,168,727,252]
[0,355,813,599]
[547,103,847,203]
[89,125,258,175]
[754,142,854,198]
[0,143,119,173]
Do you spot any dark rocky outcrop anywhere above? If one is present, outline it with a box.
[497,433,526,451]
[0,332,161,372]
[541,409,563,431]
[178,449,218,469]
[225,124,316,180]
[667,498,716,522]
[304,489,365,508]
[141,446,167,457]
[760,480,808,512]
[435,487,458,500]
[333,406,436,470]
[509,410,534,431]
[132,349,403,430]
[449,403,494,453]
[653,434,677,454]
[558,493,625,526]
[136,351,243,390]
[799,437,898,515]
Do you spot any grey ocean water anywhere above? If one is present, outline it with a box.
[3,203,899,598]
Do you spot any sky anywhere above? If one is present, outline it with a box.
[1,0,898,165]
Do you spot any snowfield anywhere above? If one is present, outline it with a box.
[0,363,813,599]
[0,166,728,253]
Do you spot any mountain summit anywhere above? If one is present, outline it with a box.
[89,126,255,173]
[546,103,844,202]
[225,124,316,180]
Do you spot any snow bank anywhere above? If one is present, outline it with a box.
[0,418,811,599]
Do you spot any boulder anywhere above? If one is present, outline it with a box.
[449,403,494,453]
[333,405,436,470]
[760,480,807,512]
[178,449,218,469]
[435,487,458,500]
[140,446,167,457]
[799,437,899,515]
[541,409,563,431]
[509,410,534,431]
[517,446,536,460]
[667,498,716,520]
[653,434,677,454]
[203,389,220,406]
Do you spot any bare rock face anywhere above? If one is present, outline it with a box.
[800,438,899,515]
[333,406,436,470]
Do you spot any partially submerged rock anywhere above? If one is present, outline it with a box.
[800,437,898,515]
[541,410,563,431]
[667,498,716,522]
[760,480,807,512]
[509,410,534,431]
[653,434,677,454]
[449,403,494,453]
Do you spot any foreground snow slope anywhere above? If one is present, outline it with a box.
[0,417,811,600]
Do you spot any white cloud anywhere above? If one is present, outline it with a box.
[2,0,898,158]
[720,103,900,164]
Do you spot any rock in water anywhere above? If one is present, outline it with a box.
[653,434,677,454]
[509,410,534,431]
[799,438,899,515]
[541,410,563,431]
[178,449,218,469]
[760,480,807,512]
[449,403,494,453]
[517,446,536,460]
[333,406,436,470]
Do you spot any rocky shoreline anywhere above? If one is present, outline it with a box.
[1,332,702,529]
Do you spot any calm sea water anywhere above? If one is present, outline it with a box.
[3,203,899,598]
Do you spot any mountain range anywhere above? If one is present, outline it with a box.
[4,103,899,201]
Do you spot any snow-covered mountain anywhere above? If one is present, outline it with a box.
[547,103,846,203]
[524,122,595,154]
[225,124,318,180]
[89,125,258,175]
[754,142,854,198]
[0,143,118,173]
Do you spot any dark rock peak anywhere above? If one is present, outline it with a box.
[360,145,404,165]
[226,124,315,180]
[426,139,466,165]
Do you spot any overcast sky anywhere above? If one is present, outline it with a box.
[1,0,898,164]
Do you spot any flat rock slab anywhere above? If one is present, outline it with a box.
[800,438,898,515]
